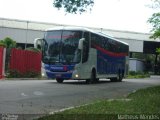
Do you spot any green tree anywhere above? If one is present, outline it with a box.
[150,0,160,9]
[3,37,16,48]
[148,0,160,39]
[148,12,160,39]
[53,0,94,14]
[0,40,7,47]
[0,37,17,74]
[156,48,160,54]
[148,0,160,74]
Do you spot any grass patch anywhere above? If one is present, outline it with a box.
[127,71,150,79]
[127,74,150,79]
[37,86,160,120]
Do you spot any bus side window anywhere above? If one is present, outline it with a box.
[84,32,89,49]
[82,32,90,63]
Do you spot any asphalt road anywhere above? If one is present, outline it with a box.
[0,78,160,119]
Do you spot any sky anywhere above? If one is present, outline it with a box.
[0,0,159,33]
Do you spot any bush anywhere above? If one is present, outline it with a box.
[7,70,21,78]
[7,69,41,78]
[0,42,7,47]
[129,71,137,76]
[2,37,16,48]
[24,70,41,78]
[25,47,41,53]
[128,71,150,79]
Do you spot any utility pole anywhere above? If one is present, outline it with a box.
[25,21,29,49]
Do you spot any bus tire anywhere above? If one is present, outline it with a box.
[95,78,99,83]
[110,71,123,82]
[86,69,96,84]
[110,78,117,82]
[56,78,64,83]
[117,71,123,82]
[86,79,90,84]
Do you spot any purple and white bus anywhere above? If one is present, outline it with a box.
[34,27,129,83]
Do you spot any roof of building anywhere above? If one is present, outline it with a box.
[0,17,157,42]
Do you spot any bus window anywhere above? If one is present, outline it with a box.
[91,33,101,48]
[82,32,90,63]
[61,31,82,63]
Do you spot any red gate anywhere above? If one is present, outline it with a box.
[0,47,6,79]
[10,48,41,75]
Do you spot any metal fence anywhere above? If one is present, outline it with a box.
[9,48,41,75]
[0,47,5,79]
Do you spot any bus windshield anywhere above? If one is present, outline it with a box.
[42,30,82,64]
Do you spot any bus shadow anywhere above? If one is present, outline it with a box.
[62,80,111,85]
[46,79,124,85]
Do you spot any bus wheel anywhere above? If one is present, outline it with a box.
[110,72,123,82]
[110,78,117,82]
[86,79,90,84]
[56,78,64,83]
[86,70,96,84]
[117,72,123,82]
[95,78,99,83]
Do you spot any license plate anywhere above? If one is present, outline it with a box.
[56,74,61,77]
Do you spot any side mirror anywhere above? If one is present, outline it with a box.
[34,38,43,49]
[78,38,85,50]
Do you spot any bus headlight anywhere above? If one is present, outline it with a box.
[75,74,79,78]
[42,73,45,77]
[72,70,80,79]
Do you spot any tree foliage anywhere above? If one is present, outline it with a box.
[0,37,17,73]
[148,0,160,39]
[0,37,16,48]
[148,12,160,39]
[150,0,160,8]
[156,47,160,54]
[53,0,94,14]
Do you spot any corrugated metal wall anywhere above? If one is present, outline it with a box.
[0,27,44,44]
[119,39,143,52]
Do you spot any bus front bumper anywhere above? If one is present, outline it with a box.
[46,70,81,80]
[46,71,72,79]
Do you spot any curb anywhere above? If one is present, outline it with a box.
[150,75,160,79]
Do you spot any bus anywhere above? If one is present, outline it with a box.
[34,27,129,83]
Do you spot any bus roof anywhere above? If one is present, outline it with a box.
[46,26,129,46]
[47,26,93,32]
